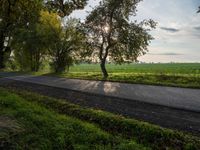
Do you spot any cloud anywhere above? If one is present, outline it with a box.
[160,27,180,33]
[194,26,200,30]
[148,52,183,56]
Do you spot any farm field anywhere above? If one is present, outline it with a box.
[69,63,200,74]
[2,63,200,88]
[1,87,200,150]
[48,63,200,88]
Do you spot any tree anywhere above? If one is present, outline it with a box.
[43,0,90,73]
[0,0,43,69]
[50,22,88,72]
[45,0,88,17]
[85,0,156,78]
[37,11,87,73]
[0,0,89,71]
[198,6,200,13]
[12,23,46,71]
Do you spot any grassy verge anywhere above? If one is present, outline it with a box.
[3,87,200,150]
[54,63,200,88]
[7,71,199,88]
[51,72,200,88]
[0,88,148,150]
[2,63,200,88]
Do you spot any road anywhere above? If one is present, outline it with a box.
[0,72,200,112]
[1,72,200,135]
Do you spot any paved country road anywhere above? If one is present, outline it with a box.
[0,72,200,136]
[0,72,200,112]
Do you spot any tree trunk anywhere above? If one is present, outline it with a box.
[0,34,5,69]
[100,58,108,79]
[0,51,4,69]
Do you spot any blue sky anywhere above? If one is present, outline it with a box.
[71,0,200,62]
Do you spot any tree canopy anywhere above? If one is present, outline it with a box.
[85,0,156,78]
[0,0,88,70]
[45,0,88,17]
[37,11,88,73]
[0,0,43,69]
[1,0,156,77]
[11,10,59,71]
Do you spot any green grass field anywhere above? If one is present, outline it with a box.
[1,87,200,150]
[49,63,200,88]
[3,63,200,88]
[69,63,200,75]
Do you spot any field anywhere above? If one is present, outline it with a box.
[48,63,200,88]
[69,63,200,74]
[1,87,200,150]
[5,63,200,88]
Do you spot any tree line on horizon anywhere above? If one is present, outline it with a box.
[1,0,156,78]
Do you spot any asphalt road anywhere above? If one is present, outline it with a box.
[0,72,200,112]
[1,72,200,135]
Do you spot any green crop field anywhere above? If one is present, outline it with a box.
[46,63,200,88]
[69,63,200,75]
[4,63,200,88]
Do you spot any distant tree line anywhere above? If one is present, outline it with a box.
[0,0,155,78]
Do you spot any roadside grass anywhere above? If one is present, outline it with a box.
[58,63,200,88]
[0,88,147,150]
[3,87,200,150]
[2,63,200,88]
[53,72,200,88]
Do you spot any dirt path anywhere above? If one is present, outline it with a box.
[0,78,200,136]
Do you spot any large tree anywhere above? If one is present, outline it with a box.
[43,0,89,73]
[1,0,88,71]
[49,20,88,73]
[85,0,156,78]
[36,11,88,73]
[12,11,51,72]
[0,0,42,69]
[45,0,88,17]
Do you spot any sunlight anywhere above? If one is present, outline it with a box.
[104,25,110,33]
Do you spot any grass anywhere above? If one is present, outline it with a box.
[69,63,200,74]
[2,63,200,88]
[2,87,200,150]
[0,88,148,150]
[53,72,200,88]
[46,63,200,88]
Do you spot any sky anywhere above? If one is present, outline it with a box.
[70,0,200,63]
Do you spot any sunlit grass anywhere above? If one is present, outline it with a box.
[2,63,200,88]
[49,72,199,88]
[49,63,200,88]
[0,88,147,150]
[2,87,200,150]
